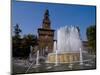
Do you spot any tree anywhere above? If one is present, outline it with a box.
[22,34,38,47]
[76,26,81,39]
[20,34,38,58]
[13,24,22,39]
[12,24,38,58]
[12,24,22,57]
[86,25,96,54]
[13,24,22,46]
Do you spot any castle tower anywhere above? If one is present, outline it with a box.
[38,9,55,56]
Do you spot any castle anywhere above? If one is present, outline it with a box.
[38,9,55,56]
[37,9,90,56]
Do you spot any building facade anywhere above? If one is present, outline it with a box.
[38,9,55,56]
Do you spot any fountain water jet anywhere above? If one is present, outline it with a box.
[79,48,83,65]
[29,46,33,61]
[35,50,40,66]
[47,26,83,63]
[54,42,59,66]
[25,50,40,73]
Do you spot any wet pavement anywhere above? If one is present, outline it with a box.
[12,57,96,74]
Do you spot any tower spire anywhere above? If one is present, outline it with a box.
[38,9,55,55]
[44,9,49,16]
[42,9,51,29]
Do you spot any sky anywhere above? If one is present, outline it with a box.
[12,1,96,41]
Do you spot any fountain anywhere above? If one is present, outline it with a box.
[13,26,95,73]
[79,48,83,65]
[29,46,33,61]
[25,50,40,73]
[54,41,58,66]
[47,26,83,64]
[35,50,40,66]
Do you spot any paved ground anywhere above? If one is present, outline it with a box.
[12,58,96,74]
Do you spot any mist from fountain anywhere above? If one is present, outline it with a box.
[14,25,95,73]
[79,48,83,65]
[29,46,33,61]
[48,26,83,64]
[35,50,40,66]
[55,26,83,53]
[53,41,59,66]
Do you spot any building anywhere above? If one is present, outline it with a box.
[38,9,55,56]
[82,41,92,53]
[37,9,91,56]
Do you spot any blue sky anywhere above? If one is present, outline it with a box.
[12,1,96,41]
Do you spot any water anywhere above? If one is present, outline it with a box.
[36,50,40,65]
[53,41,58,66]
[56,26,82,53]
[13,59,96,74]
[53,41,57,52]
[80,48,83,65]
[48,26,83,65]
[49,26,83,64]
[12,26,96,74]
[54,49,58,66]
[29,46,33,61]
[25,50,40,73]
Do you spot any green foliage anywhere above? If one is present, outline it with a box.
[12,24,22,48]
[23,34,38,47]
[12,24,22,57]
[86,25,96,54]
[12,24,38,58]
[13,24,22,39]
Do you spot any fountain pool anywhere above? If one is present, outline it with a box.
[47,26,83,64]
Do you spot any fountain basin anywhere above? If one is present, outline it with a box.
[47,52,80,63]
